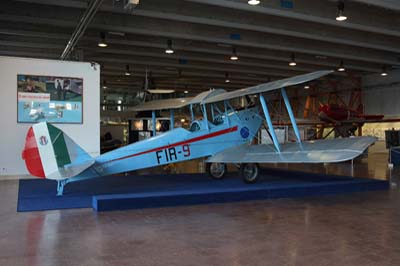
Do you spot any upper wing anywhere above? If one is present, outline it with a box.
[207,136,376,164]
[131,71,332,111]
[203,70,333,104]
[131,89,226,111]
[131,97,193,112]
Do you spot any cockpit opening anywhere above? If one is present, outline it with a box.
[189,121,201,132]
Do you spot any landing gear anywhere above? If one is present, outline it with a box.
[240,163,259,183]
[56,179,68,196]
[206,162,227,179]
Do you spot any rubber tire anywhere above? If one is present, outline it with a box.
[206,163,227,180]
[241,163,259,184]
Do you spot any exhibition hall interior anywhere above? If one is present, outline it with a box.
[1,0,400,265]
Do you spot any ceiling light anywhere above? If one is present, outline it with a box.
[336,1,347,21]
[165,39,174,54]
[184,90,189,94]
[289,53,297,66]
[117,100,122,104]
[125,64,131,76]
[102,80,107,89]
[230,47,239,61]
[337,60,345,72]
[304,85,310,89]
[248,0,260,5]
[225,72,230,83]
[381,66,388,76]
[98,32,108,48]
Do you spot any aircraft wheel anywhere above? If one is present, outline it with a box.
[207,163,227,179]
[241,163,259,184]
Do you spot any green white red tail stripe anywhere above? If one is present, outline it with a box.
[22,122,89,180]
[46,123,71,167]
[22,127,46,178]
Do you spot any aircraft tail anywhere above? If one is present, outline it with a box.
[21,122,95,180]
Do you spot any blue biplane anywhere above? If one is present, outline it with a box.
[22,70,376,195]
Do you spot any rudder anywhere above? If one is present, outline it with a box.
[22,122,95,180]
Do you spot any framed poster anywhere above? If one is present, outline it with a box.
[17,74,83,123]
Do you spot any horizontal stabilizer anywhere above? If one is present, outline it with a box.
[207,136,376,163]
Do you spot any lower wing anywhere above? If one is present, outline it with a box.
[207,136,376,163]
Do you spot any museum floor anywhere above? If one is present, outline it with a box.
[1,142,400,266]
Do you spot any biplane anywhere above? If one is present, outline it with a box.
[21,70,376,195]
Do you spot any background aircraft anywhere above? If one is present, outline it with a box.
[274,102,385,139]
[316,103,384,138]
[22,71,376,196]
[318,103,383,123]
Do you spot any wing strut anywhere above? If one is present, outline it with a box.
[281,88,302,143]
[152,110,156,136]
[224,101,230,127]
[170,109,174,129]
[190,104,194,121]
[202,104,209,131]
[259,94,281,152]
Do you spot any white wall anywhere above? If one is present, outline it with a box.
[363,69,400,115]
[362,69,400,140]
[0,56,100,177]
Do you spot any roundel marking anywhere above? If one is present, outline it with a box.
[240,127,250,139]
[39,136,48,146]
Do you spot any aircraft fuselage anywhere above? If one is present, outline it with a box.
[74,107,263,181]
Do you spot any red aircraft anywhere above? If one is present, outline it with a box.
[317,103,384,138]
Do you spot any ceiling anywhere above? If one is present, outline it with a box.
[1,0,399,95]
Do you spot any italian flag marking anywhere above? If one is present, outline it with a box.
[28,123,72,180]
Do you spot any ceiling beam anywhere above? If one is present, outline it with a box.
[350,0,400,11]
[91,55,304,78]
[0,2,398,66]
[184,0,400,38]
[0,30,383,73]
[14,0,400,53]
[87,47,329,75]
[101,69,272,84]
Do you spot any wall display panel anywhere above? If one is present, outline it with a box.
[17,74,83,123]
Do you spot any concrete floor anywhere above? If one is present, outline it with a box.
[1,143,400,266]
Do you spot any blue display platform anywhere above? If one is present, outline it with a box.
[17,168,389,212]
